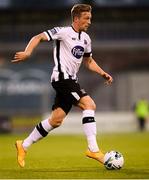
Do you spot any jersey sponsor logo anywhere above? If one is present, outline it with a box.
[71,46,84,59]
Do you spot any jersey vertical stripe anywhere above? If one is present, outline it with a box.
[56,40,64,80]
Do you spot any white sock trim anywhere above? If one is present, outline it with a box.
[41,119,54,132]
[82,110,95,118]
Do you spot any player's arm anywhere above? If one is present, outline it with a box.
[12,33,48,63]
[83,56,113,85]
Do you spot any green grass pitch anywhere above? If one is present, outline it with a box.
[0,132,149,179]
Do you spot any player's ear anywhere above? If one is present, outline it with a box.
[73,16,79,23]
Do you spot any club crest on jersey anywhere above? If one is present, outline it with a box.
[71,46,84,59]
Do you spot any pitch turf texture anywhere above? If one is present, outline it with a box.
[0,132,149,179]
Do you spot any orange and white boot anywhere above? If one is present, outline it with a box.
[15,140,26,168]
[86,149,104,164]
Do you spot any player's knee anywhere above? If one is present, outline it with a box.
[50,118,63,128]
[90,102,96,110]
[92,103,96,110]
[83,102,96,110]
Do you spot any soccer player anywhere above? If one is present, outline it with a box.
[12,4,113,168]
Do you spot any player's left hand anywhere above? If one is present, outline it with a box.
[102,72,113,85]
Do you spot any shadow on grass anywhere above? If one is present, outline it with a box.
[119,167,149,177]
[1,167,100,172]
[1,167,149,179]
[0,167,103,179]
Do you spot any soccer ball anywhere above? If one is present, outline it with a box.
[104,150,124,170]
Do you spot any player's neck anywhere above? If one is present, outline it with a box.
[71,23,81,33]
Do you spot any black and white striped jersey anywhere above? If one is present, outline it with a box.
[44,26,92,82]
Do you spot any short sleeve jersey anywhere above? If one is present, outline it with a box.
[44,26,92,82]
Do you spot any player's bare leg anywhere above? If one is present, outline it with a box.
[77,95,104,164]
[15,108,66,167]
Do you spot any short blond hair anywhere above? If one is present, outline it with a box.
[71,4,92,21]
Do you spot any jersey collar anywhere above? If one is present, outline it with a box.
[71,25,82,40]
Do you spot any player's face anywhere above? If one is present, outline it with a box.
[77,12,92,32]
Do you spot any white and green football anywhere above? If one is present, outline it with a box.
[104,150,124,170]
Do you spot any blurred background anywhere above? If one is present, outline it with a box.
[0,0,149,134]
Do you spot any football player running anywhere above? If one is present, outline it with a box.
[12,4,113,168]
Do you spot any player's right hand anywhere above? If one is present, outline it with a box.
[11,51,30,63]
[102,72,113,85]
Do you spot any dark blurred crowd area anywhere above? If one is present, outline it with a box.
[0,0,149,115]
[0,0,149,70]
